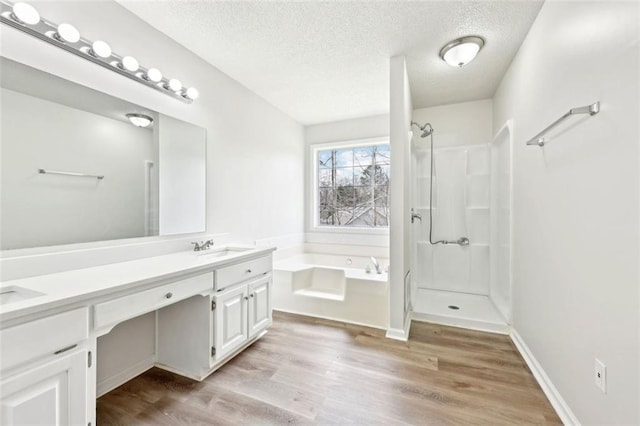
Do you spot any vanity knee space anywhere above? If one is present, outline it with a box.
[156,254,273,381]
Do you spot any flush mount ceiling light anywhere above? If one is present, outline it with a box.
[126,113,153,128]
[439,36,485,68]
[0,0,199,104]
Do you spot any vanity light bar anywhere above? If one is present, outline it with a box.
[0,0,199,104]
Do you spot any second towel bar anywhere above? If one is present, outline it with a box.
[38,169,104,180]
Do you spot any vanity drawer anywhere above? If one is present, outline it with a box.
[94,272,213,330]
[0,307,89,372]
[215,255,272,290]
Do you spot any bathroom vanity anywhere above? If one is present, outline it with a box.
[0,246,275,426]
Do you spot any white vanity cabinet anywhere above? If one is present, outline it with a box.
[157,254,272,380]
[0,308,90,426]
[212,273,272,361]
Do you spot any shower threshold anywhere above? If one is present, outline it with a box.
[412,288,510,334]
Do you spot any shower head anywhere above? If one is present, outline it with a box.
[410,121,434,138]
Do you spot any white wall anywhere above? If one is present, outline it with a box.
[493,1,639,423]
[1,88,152,249]
[304,114,390,248]
[412,99,493,148]
[387,56,412,336]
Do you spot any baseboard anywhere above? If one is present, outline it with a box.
[96,356,154,398]
[385,311,412,341]
[510,330,580,425]
[272,308,388,330]
[412,311,510,335]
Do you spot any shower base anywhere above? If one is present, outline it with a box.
[412,288,509,334]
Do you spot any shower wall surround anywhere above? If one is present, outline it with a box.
[413,144,490,295]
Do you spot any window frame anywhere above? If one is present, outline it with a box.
[309,137,390,234]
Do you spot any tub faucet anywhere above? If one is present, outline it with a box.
[370,257,382,274]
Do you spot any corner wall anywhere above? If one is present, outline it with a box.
[493,1,639,423]
[387,56,412,338]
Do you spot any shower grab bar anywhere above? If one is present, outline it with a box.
[38,168,104,180]
[525,101,600,147]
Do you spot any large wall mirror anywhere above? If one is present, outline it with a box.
[1,57,206,250]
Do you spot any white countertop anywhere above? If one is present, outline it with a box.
[0,245,275,323]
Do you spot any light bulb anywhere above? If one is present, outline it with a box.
[11,2,40,25]
[166,78,182,91]
[185,87,199,100]
[145,68,162,83]
[120,56,139,72]
[90,40,112,58]
[55,23,80,43]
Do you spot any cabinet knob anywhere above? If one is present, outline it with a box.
[165,292,173,299]
[250,293,255,298]
[246,269,252,273]
[244,296,249,301]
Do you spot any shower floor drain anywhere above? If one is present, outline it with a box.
[447,305,460,310]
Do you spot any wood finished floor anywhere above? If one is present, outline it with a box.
[97,312,561,425]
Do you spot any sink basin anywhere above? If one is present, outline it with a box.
[196,246,252,258]
[0,286,45,305]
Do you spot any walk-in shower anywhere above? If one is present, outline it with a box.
[410,120,512,333]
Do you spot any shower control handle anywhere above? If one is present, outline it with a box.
[411,211,422,223]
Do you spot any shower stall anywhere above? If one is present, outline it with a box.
[410,122,512,333]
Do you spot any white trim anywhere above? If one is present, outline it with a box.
[308,137,391,234]
[510,330,580,426]
[273,308,387,330]
[96,355,154,398]
[412,311,510,335]
[385,311,412,341]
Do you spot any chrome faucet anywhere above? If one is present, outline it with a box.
[192,239,214,251]
[370,256,383,274]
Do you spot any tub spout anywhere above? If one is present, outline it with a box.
[370,257,382,274]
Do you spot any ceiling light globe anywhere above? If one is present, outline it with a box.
[91,40,112,58]
[121,56,139,72]
[185,87,199,100]
[167,78,182,91]
[443,43,480,67]
[12,2,40,25]
[56,23,80,43]
[439,36,485,68]
[126,113,153,128]
[146,68,162,83]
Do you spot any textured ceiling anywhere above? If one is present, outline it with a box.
[117,1,543,125]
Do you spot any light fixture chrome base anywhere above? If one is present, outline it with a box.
[0,0,196,104]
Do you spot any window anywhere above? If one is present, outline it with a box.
[315,142,390,228]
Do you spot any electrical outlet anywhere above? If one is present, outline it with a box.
[594,358,606,393]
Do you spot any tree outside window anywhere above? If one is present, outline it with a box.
[317,144,390,227]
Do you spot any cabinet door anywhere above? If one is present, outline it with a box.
[248,275,272,339]
[0,349,88,426]
[213,285,248,361]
